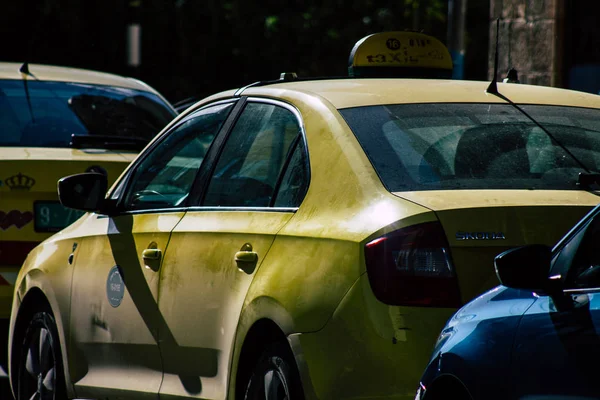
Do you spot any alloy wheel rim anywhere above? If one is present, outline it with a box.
[20,326,56,400]
[262,367,290,400]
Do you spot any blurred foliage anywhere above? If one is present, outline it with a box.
[1,0,489,102]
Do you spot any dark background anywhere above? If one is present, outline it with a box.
[0,0,490,104]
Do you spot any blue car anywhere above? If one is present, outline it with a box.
[418,203,600,400]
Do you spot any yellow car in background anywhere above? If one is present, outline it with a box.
[0,62,176,371]
[7,32,600,400]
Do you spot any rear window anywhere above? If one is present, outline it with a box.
[340,103,600,191]
[0,79,176,149]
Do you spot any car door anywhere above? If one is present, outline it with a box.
[68,102,235,399]
[511,209,600,399]
[156,98,309,399]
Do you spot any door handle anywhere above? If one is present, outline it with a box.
[142,248,162,261]
[143,242,162,272]
[235,243,258,274]
[234,251,258,263]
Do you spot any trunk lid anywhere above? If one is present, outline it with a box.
[394,190,600,302]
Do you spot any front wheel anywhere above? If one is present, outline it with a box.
[244,342,304,400]
[17,311,66,400]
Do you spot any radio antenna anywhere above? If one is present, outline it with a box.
[483,18,593,182]
[487,18,500,95]
[19,62,35,123]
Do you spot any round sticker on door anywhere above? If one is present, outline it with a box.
[107,265,125,307]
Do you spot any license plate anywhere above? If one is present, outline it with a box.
[34,201,86,232]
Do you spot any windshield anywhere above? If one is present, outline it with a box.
[341,103,600,191]
[0,79,176,149]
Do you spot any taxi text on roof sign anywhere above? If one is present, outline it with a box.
[348,31,453,78]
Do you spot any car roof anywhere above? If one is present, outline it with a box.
[233,78,600,110]
[0,62,158,93]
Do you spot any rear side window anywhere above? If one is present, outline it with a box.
[203,102,305,207]
[341,103,600,191]
[0,79,175,149]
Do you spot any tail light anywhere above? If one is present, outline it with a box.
[364,221,461,308]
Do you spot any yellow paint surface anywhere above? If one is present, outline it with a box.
[9,75,600,400]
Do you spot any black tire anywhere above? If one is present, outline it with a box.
[244,342,304,400]
[16,311,66,400]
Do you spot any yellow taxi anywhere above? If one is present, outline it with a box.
[0,62,176,371]
[7,32,600,400]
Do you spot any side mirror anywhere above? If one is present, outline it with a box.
[58,172,107,212]
[494,244,552,292]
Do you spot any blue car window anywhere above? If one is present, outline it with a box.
[0,80,175,149]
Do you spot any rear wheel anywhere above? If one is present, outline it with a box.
[244,342,304,400]
[17,311,66,400]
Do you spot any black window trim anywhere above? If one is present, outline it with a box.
[185,206,299,213]
[563,287,600,294]
[270,133,303,207]
[97,207,190,218]
[188,96,311,211]
[106,98,241,215]
[186,97,249,207]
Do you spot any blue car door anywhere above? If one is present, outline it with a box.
[511,211,600,399]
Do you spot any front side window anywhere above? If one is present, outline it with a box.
[341,104,600,192]
[122,102,233,210]
[0,79,175,149]
[563,213,600,289]
[203,102,303,207]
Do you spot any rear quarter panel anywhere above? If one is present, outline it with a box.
[230,91,436,397]
[239,89,436,332]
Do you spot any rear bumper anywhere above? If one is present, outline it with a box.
[298,273,456,399]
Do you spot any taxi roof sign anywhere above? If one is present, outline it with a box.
[348,31,453,78]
